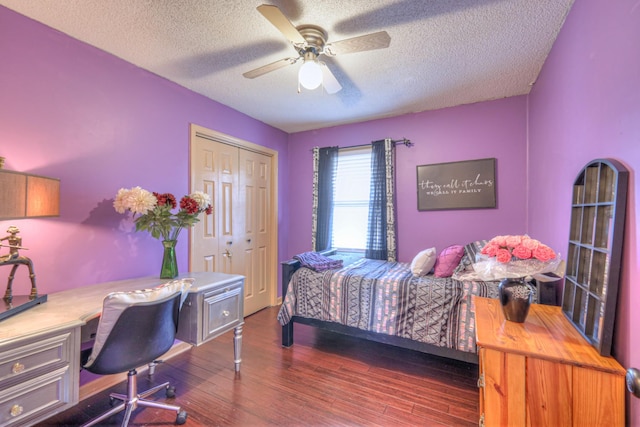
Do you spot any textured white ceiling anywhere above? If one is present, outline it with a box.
[0,0,574,133]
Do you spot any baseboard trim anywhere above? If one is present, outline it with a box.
[79,341,192,401]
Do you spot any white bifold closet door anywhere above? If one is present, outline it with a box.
[191,129,272,316]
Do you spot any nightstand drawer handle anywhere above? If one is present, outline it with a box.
[10,404,24,417]
[222,310,230,317]
[11,362,25,374]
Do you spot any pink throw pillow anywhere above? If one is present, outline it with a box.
[434,245,465,278]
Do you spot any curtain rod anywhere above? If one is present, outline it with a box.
[391,138,413,147]
[357,138,413,148]
[313,138,413,151]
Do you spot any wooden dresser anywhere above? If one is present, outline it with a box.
[474,296,625,427]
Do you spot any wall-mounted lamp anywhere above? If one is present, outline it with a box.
[0,168,60,321]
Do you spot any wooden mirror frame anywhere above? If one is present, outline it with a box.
[561,158,628,356]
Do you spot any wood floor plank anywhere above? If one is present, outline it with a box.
[39,306,479,426]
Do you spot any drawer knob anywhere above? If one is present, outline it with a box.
[11,362,25,374]
[222,310,230,317]
[10,404,24,417]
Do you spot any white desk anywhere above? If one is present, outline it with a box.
[0,271,244,427]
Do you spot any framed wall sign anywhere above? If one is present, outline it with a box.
[416,158,496,211]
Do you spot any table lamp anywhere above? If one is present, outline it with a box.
[0,168,60,320]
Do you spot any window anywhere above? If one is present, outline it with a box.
[331,147,372,250]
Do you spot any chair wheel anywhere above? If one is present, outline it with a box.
[166,385,176,398]
[176,410,188,425]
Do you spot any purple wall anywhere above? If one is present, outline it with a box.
[0,6,289,293]
[287,96,529,262]
[3,2,638,421]
[528,0,640,422]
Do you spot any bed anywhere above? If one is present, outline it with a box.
[277,241,502,364]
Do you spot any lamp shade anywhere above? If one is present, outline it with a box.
[298,60,323,90]
[26,175,60,217]
[0,170,60,219]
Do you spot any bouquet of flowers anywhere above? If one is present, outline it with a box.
[457,235,562,281]
[114,186,212,241]
[481,235,557,263]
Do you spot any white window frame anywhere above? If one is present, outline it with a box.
[331,146,372,252]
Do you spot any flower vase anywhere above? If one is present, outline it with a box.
[498,277,533,323]
[160,240,178,279]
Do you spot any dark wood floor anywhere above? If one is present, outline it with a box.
[40,306,480,426]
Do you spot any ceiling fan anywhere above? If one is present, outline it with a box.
[243,4,391,94]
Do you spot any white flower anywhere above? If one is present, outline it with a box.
[189,191,211,210]
[113,186,156,215]
[113,188,131,214]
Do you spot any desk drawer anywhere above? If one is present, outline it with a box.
[176,277,245,346]
[0,366,73,426]
[203,285,242,342]
[0,332,73,388]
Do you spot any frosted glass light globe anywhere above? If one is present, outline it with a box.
[298,60,323,90]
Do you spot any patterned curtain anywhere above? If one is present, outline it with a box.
[365,139,397,261]
[311,146,339,251]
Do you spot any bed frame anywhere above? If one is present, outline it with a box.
[280,252,479,365]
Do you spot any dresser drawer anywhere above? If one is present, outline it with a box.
[0,366,73,426]
[0,331,73,389]
[202,284,243,342]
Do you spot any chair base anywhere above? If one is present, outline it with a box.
[81,368,187,427]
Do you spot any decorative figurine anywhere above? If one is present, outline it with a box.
[0,226,38,302]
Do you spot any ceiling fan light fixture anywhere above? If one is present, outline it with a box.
[298,59,323,90]
[247,6,390,95]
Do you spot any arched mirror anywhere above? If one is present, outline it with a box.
[562,158,628,356]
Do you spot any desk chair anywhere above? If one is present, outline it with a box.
[81,278,193,427]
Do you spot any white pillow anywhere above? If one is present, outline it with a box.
[410,247,437,276]
[85,278,193,369]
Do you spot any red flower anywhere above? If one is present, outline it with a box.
[180,196,199,215]
[153,192,177,209]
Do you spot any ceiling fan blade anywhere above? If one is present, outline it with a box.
[321,64,342,94]
[257,4,306,44]
[243,57,296,79]
[324,31,391,56]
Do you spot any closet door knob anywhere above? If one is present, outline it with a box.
[627,368,640,398]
